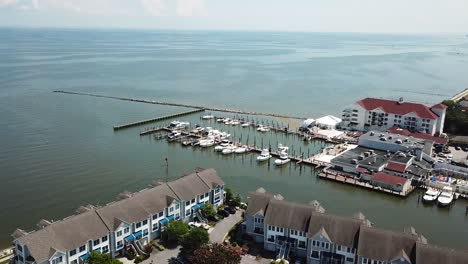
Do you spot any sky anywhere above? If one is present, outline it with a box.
[0,0,467,33]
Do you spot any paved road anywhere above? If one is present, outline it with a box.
[209,210,243,243]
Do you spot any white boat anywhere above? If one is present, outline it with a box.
[169,120,180,128]
[277,143,289,153]
[241,123,250,127]
[256,149,272,162]
[437,186,454,206]
[422,188,440,203]
[175,122,190,129]
[214,145,225,152]
[202,115,215,120]
[257,125,270,132]
[235,146,248,154]
[231,120,240,126]
[199,139,215,147]
[167,131,181,140]
[274,151,291,166]
[216,118,224,123]
[222,145,237,155]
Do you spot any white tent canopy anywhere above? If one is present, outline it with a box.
[315,115,342,129]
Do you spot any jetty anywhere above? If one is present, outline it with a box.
[113,109,205,130]
[54,90,307,119]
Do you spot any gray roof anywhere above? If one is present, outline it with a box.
[17,210,109,263]
[196,168,224,189]
[264,199,320,232]
[245,191,275,216]
[307,212,366,248]
[357,225,420,262]
[416,243,468,264]
[167,170,213,201]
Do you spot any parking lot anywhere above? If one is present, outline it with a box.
[447,146,468,164]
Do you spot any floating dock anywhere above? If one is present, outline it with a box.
[53,90,307,119]
[113,109,205,131]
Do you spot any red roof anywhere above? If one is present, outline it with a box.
[371,172,408,186]
[385,161,407,173]
[387,127,448,145]
[356,167,368,173]
[431,103,448,110]
[357,98,439,120]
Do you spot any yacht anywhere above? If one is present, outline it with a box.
[216,118,224,123]
[202,115,215,120]
[235,146,248,154]
[167,131,181,141]
[256,149,272,162]
[257,125,270,132]
[241,122,250,127]
[222,145,237,155]
[175,122,190,129]
[437,186,454,207]
[422,188,440,203]
[277,143,289,153]
[274,151,291,166]
[231,120,240,126]
[199,139,215,148]
[169,120,180,128]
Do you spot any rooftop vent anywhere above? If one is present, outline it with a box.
[351,159,358,164]
[358,155,365,160]
[380,137,387,141]
[370,131,375,136]
[398,97,404,105]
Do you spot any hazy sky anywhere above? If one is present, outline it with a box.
[0,0,467,33]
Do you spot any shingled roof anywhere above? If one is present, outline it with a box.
[167,170,213,201]
[245,191,275,216]
[416,243,468,264]
[357,98,439,120]
[357,226,420,262]
[16,210,109,263]
[307,212,367,248]
[264,199,320,232]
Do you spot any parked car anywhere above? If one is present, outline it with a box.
[455,146,461,150]
[464,147,468,152]
[188,222,202,228]
[218,209,229,217]
[225,207,236,214]
[208,215,220,222]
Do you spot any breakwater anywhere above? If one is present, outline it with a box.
[53,90,307,120]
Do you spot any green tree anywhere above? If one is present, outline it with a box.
[180,227,209,256]
[225,187,234,203]
[442,100,468,135]
[162,220,189,245]
[87,251,122,264]
[189,243,242,264]
[200,203,216,218]
[232,194,242,207]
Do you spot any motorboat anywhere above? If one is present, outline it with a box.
[222,145,237,155]
[256,149,272,162]
[199,139,215,148]
[214,140,231,151]
[274,151,291,166]
[231,120,240,126]
[437,186,454,206]
[257,125,270,132]
[169,120,180,128]
[191,139,200,146]
[191,127,204,134]
[277,143,289,153]
[202,115,215,120]
[214,145,225,152]
[422,188,440,203]
[182,140,192,146]
[235,146,248,154]
[167,131,181,140]
[216,118,224,123]
[175,122,190,129]
[241,123,250,127]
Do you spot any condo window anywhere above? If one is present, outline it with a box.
[117,231,122,237]
[186,201,190,206]
[93,239,100,246]
[152,223,159,232]
[102,246,109,253]
[143,220,148,225]
[191,199,195,204]
[17,245,23,252]
[205,192,209,198]
[298,241,306,249]
[346,257,354,262]
[124,227,130,234]
[311,250,319,259]
[52,256,62,264]
[70,249,76,256]
[186,209,190,216]
[136,222,142,228]
[71,260,78,264]
[102,236,108,242]
[143,229,149,236]
[159,211,164,217]
[117,241,123,248]
[337,245,341,251]
[176,203,180,210]
[79,245,85,252]
[170,207,174,213]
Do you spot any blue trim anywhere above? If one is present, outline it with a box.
[133,231,142,239]
[159,218,169,225]
[79,253,89,261]
[124,234,135,242]
[167,215,175,221]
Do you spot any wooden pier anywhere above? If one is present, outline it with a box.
[53,90,307,120]
[113,109,205,131]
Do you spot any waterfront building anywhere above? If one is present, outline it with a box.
[341,97,447,136]
[242,188,468,264]
[314,115,342,130]
[11,168,224,264]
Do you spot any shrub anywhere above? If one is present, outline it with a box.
[200,203,216,218]
[162,221,189,245]
[143,244,153,254]
[180,227,209,256]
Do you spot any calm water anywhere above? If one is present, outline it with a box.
[1,28,468,249]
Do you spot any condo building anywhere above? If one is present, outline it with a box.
[242,188,468,264]
[11,168,224,264]
[341,97,447,136]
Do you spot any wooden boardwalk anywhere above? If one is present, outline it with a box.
[113,109,205,131]
[54,90,307,119]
